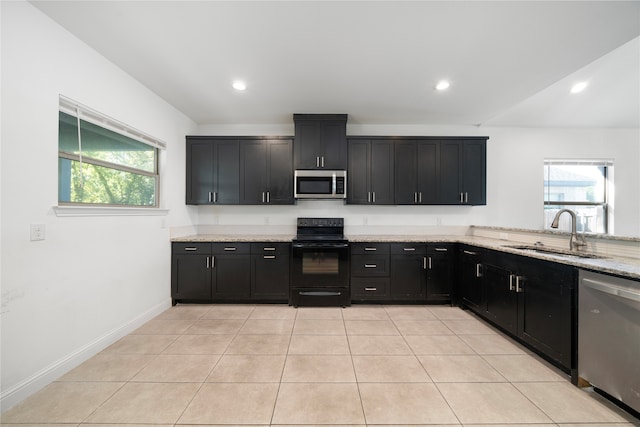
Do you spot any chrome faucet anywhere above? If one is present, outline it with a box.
[550,209,587,251]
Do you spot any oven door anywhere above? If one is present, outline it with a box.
[291,242,349,288]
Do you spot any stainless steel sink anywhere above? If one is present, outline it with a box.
[505,245,608,259]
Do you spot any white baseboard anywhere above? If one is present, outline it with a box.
[0,298,172,413]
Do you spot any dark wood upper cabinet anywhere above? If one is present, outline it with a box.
[294,114,347,169]
[394,139,438,204]
[439,139,486,205]
[186,137,239,205]
[240,138,294,204]
[393,137,487,205]
[348,138,394,204]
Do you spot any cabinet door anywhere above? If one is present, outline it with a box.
[294,122,322,169]
[462,140,486,205]
[252,253,290,300]
[171,254,212,301]
[212,254,251,299]
[459,247,483,310]
[390,254,426,300]
[439,140,463,204]
[214,140,240,204]
[186,140,214,204]
[347,139,371,204]
[370,139,394,204]
[417,141,438,204]
[394,141,419,204]
[484,263,518,335]
[267,139,294,204]
[321,121,347,169]
[517,258,574,369]
[426,245,454,301]
[240,141,268,204]
[390,244,426,300]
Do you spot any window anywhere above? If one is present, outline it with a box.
[58,96,165,207]
[544,160,613,234]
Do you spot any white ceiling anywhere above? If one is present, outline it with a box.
[31,1,640,128]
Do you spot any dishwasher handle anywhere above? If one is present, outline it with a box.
[582,277,640,303]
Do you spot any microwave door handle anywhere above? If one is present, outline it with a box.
[332,173,336,196]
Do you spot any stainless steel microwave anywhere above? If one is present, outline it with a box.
[294,170,347,199]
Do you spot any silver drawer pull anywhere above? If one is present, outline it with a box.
[224,247,237,251]
[263,255,276,259]
[184,247,198,251]
[364,287,377,292]
[263,247,276,251]
[434,248,448,252]
[463,250,477,255]
[403,248,416,252]
[364,264,377,268]
[364,247,377,251]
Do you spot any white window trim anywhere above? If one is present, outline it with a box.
[53,205,169,217]
[58,95,167,212]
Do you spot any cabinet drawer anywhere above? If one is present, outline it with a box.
[172,242,211,254]
[351,278,389,298]
[351,255,389,277]
[351,242,390,255]
[390,243,426,255]
[251,242,290,255]
[211,242,251,254]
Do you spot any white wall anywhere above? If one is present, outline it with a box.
[196,124,640,238]
[0,1,197,410]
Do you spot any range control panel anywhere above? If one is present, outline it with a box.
[297,218,344,227]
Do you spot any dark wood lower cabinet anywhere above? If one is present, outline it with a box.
[426,244,455,302]
[251,243,290,301]
[389,243,427,301]
[171,241,289,304]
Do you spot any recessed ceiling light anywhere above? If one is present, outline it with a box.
[570,81,588,94]
[232,80,247,91]
[435,80,450,91]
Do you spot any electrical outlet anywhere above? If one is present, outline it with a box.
[30,224,45,241]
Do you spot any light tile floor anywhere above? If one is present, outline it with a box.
[2,304,639,426]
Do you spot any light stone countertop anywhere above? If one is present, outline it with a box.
[171,233,640,280]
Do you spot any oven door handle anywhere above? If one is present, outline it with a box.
[292,243,349,249]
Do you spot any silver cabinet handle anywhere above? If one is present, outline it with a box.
[434,248,448,252]
[423,256,428,270]
[463,250,477,255]
[208,192,213,203]
[263,255,276,259]
[515,276,524,293]
[372,192,376,203]
[364,287,377,292]
[267,191,270,203]
[213,192,218,203]
[184,247,198,251]
[464,192,469,203]
[509,274,516,291]
[321,156,325,168]
[368,192,371,203]
[262,192,265,203]
[263,247,276,251]
[414,192,418,203]
[364,247,377,251]
[428,256,432,269]
[403,248,416,252]
[364,264,377,268]
[211,256,215,268]
[206,256,210,269]
[224,247,237,251]
[419,192,422,203]
[476,263,483,278]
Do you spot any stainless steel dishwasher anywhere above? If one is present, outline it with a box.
[578,269,640,414]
